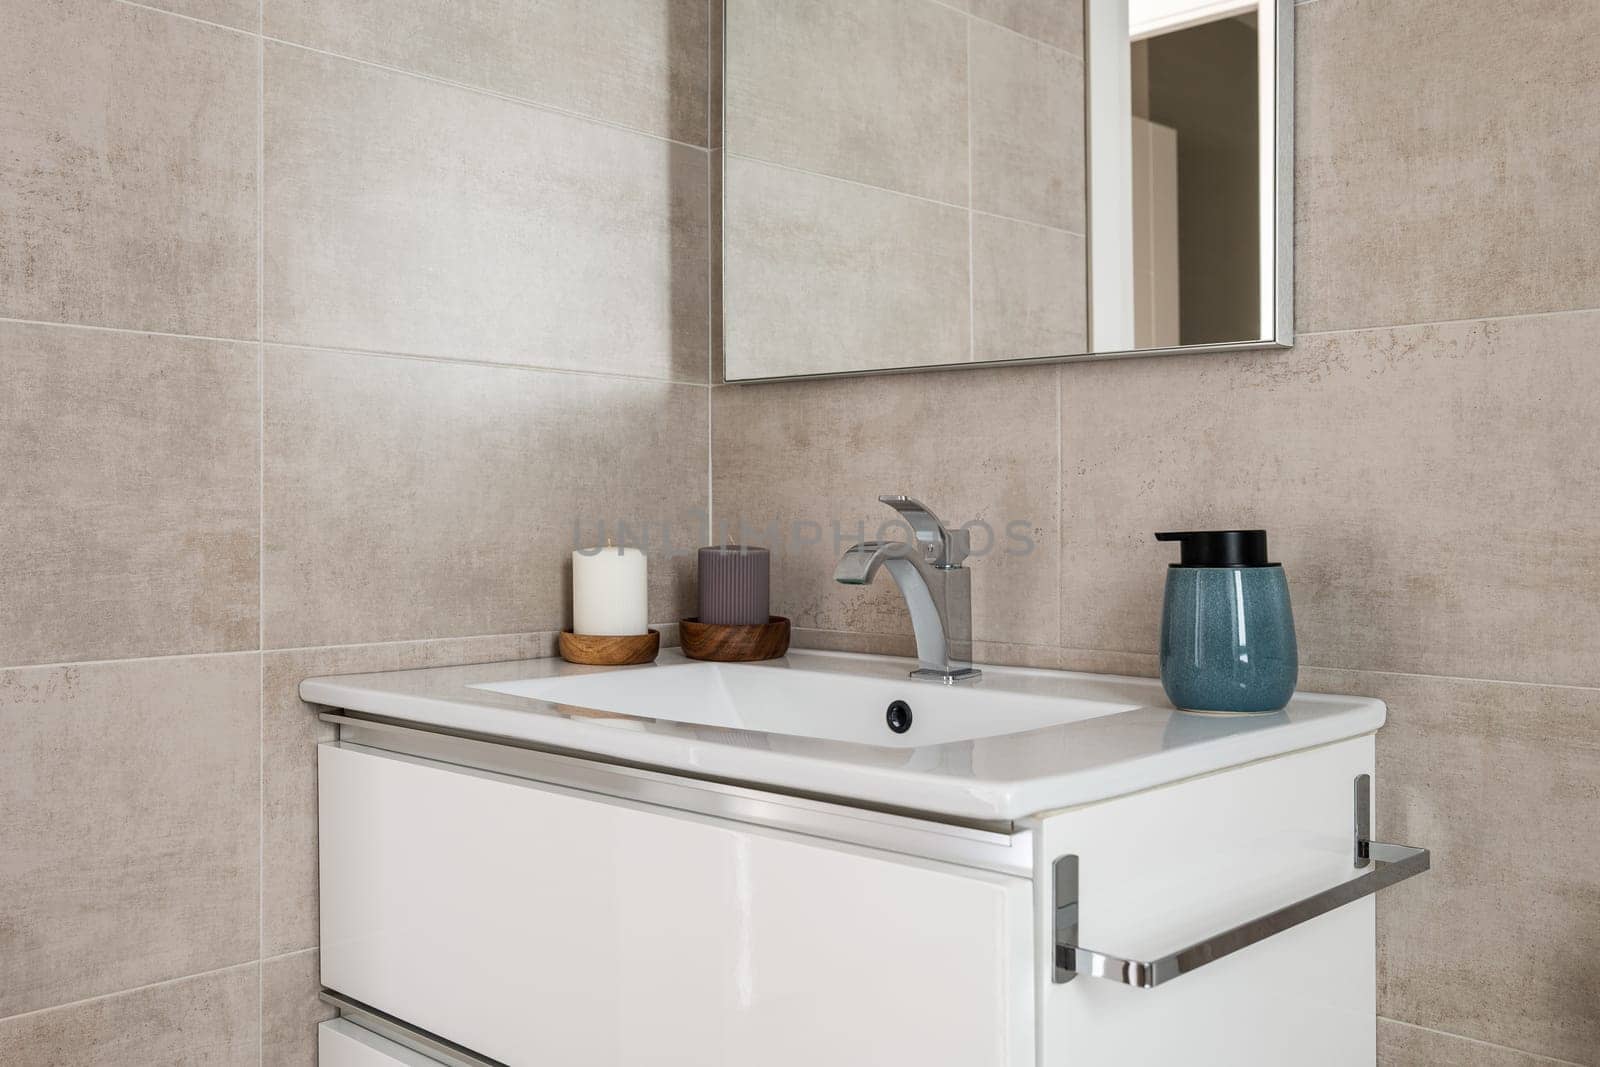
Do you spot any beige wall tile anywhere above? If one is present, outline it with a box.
[1299,669,1600,1062]
[262,950,336,1067]
[1060,313,1600,687]
[1378,1019,1583,1067]
[1055,647,1160,678]
[0,0,257,337]
[795,628,1065,670]
[725,0,968,203]
[709,0,723,150]
[722,157,969,378]
[0,323,259,668]
[261,633,555,956]
[970,0,1083,54]
[970,19,1085,233]
[266,0,708,145]
[0,655,259,1017]
[262,347,706,648]
[712,364,1059,646]
[0,964,260,1066]
[972,213,1086,361]
[142,0,260,31]
[1296,0,1600,332]
[263,44,709,382]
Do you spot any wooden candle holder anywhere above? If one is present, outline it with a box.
[679,616,791,663]
[558,628,660,666]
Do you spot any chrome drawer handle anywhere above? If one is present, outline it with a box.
[1052,774,1430,989]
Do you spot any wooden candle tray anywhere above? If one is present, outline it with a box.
[558,628,660,666]
[679,616,791,662]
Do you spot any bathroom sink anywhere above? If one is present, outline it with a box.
[471,652,1140,747]
[301,648,1386,821]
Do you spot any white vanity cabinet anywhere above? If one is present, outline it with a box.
[320,739,1034,1066]
[318,715,1404,1066]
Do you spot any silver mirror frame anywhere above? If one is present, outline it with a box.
[718,0,1294,383]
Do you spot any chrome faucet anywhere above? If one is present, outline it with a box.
[834,495,980,684]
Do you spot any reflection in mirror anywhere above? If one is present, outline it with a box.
[721,0,1291,381]
[1116,1,1261,349]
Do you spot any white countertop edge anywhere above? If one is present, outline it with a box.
[299,666,1387,822]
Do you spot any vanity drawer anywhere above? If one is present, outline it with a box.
[319,1019,446,1066]
[319,742,1035,1067]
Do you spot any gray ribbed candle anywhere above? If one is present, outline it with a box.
[697,545,770,625]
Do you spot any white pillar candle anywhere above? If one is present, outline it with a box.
[572,546,648,636]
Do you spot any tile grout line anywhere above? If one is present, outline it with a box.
[0,636,1597,701]
[0,959,262,1027]
[0,630,555,674]
[1297,302,1600,339]
[924,0,1084,62]
[725,151,1086,238]
[0,316,714,390]
[108,0,713,155]
[784,631,1600,695]
[15,300,1600,370]
[110,0,252,35]
[262,342,716,389]
[263,34,710,154]
[1377,1017,1586,1067]
[256,6,266,1059]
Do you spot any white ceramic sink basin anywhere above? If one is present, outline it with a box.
[471,655,1141,747]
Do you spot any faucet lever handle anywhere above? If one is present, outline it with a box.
[877,495,968,566]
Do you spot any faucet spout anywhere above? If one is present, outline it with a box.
[832,540,906,585]
[833,498,981,684]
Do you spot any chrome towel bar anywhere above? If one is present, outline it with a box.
[1053,774,1429,989]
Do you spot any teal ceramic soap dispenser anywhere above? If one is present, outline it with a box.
[1155,530,1298,714]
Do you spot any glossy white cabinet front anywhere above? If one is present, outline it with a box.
[318,1019,444,1066]
[320,744,1035,1066]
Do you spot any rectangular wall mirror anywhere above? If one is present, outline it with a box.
[720,0,1293,381]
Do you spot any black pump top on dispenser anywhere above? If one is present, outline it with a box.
[1155,530,1275,567]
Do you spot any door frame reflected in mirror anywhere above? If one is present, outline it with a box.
[1087,0,1292,357]
[718,0,1294,382]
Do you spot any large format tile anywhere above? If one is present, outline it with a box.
[1298,669,1600,1063]
[1378,1019,1582,1067]
[142,0,259,31]
[1296,0,1600,332]
[0,964,260,1067]
[264,44,709,382]
[263,347,705,648]
[972,212,1086,361]
[722,157,969,378]
[0,323,259,667]
[263,951,336,1067]
[0,655,260,1017]
[0,0,257,337]
[1060,312,1600,687]
[969,0,1083,54]
[712,364,1059,646]
[970,18,1085,232]
[265,0,708,145]
[262,633,554,956]
[724,0,968,203]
